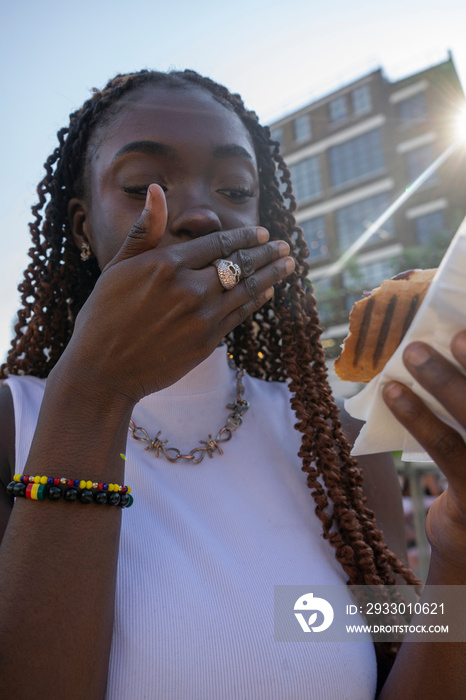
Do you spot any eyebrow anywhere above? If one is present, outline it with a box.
[211,144,254,161]
[113,141,176,161]
[112,140,254,163]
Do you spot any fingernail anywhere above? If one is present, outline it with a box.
[404,342,431,367]
[257,227,269,243]
[384,382,403,401]
[144,187,152,211]
[452,330,466,359]
[285,256,295,274]
[277,241,290,256]
[264,286,274,299]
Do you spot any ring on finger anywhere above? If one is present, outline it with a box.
[212,259,242,290]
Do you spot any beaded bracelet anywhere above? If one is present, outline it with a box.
[7,474,133,508]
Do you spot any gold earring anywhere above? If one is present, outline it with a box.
[80,241,92,262]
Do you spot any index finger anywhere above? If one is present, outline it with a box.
[402,342,466,426]
[176,226,270,269]
[382,380,466,492]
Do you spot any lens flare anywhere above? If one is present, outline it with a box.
[455,105,466,143]
[322,141,458,278]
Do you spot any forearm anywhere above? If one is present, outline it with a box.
[378,334,466,699]
[378,554,466,700]
[0,367,135,700]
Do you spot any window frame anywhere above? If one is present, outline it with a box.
[352,84,372,116]
[293,114,312,143]
[329,96,348,124]
[289,155,322,204]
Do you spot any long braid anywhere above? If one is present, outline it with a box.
[1,70,420,655]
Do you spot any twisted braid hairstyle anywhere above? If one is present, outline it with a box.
[1,69,419,648]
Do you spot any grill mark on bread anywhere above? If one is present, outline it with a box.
[335,269,436,383]
[373,295,397,369]
[353,297,375,367]
[400,294,420,342]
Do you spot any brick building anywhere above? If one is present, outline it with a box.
[269,54,466,355]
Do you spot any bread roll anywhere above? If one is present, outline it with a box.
[334,269,436,382]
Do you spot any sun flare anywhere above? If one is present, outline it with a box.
[455,105,466,143]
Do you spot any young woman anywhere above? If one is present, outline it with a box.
[0,69,465,699]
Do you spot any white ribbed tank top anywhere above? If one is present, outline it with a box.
[7,346,377,699]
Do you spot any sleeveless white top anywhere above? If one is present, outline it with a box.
[7,347,377,699]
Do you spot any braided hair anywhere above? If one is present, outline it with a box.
[1,69,419,646]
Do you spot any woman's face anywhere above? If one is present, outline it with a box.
[72,85,261,270]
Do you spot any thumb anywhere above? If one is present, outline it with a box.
[107,184,167,268]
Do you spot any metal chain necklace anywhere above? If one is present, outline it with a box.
[128,367,249,464]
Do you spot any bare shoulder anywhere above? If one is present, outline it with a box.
[0,383,15,542]
[336,398,408,565]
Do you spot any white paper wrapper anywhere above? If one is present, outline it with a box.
[344,215,466,461]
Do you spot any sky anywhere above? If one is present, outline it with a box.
[1,0,466,362]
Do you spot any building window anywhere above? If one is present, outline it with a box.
[414,210,446,244]
[404,144,437,187]
[335,193,394,250]
[352,85,372,115]
[328,128,385,188]
[270,127,283,146]
[398,92,428,125]
[300,216,328,260]
[329,96,347,123]
[294,114,311,143]
[313,277,334,322]
[342,258,396,311]
[290,156,322,203]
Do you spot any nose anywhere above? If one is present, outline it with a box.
[169,207,222,239]
[168,189,222,239]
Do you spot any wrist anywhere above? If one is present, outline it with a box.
[424,493,466,584]
[24,359,136,479]
[47,354,136,420]
[425,551,466,585]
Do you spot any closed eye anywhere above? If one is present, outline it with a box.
[218,187,255,202]
[123,184,167,196]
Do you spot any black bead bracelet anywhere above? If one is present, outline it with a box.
[6,480,133,508]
